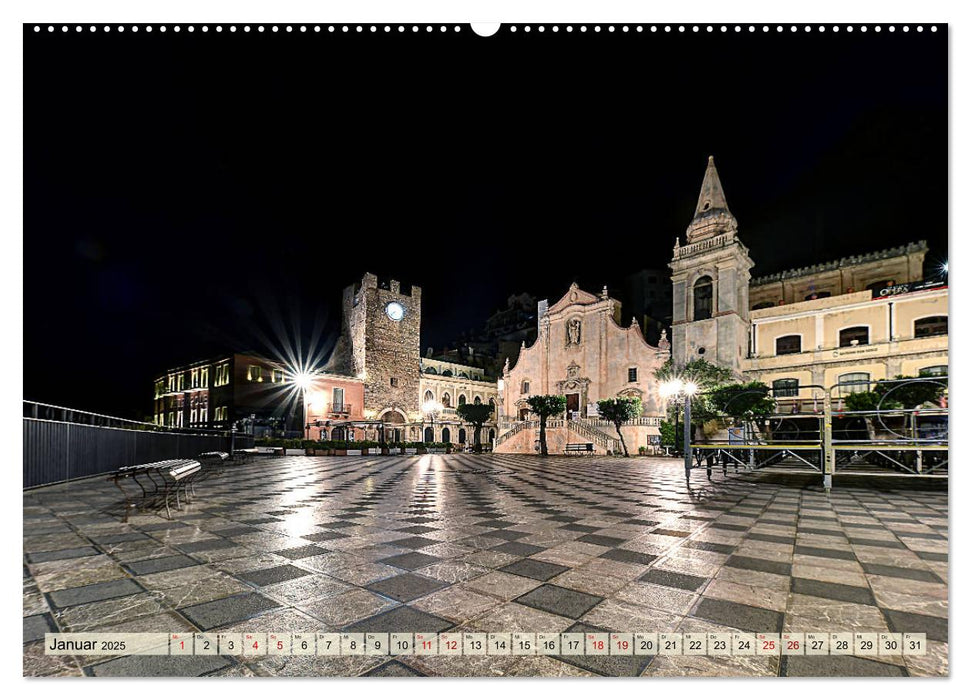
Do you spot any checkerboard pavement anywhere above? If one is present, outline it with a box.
[23,455,948,677]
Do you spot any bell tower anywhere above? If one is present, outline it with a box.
[669,156,754,374]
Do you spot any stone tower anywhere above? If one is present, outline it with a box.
[669,156,754,374]
[327,272,421,419]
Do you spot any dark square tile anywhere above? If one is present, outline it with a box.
[48,578,144,608]
[317,521,358,529]
[554,622,653,676]
[600,549,658,566]
[388,536,438,549]
[366,573,448,602]
[684,540,736,555]
[396,525,439,534]
[639,568,708,592]
[577,534,626,547]
[480,530,531,541]
[475,520,518,528]
[794,545,857,562]
[273,545,331,560]
[693,596,784,633]
[212,526,260,537]
[515,584,603,619]
[238,564,312,587]
[499,558,569,581]
[624,519,660,527]
[23,613,54,643]
[883,609,948,642]
[860,562,944,583]
[126,554,198,576]
[725,554,792,576]
[378,552,442,570]
[790,578,876,606]
[344,605,453,633]
[178,592,281,630]
[562,524,599,533]
[240,517,280,525]
[491,541,545,557]
[25,547,100,563]
[303,531,350,543]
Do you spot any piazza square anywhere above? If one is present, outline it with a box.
[24,454,947,677]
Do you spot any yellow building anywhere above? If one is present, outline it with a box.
[672,157,948,401]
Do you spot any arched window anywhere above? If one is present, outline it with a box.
[459,372,469,379]
[474,396,482,405]
[458,394,467,406]
[839,327,869,347]
[919,365,948,377]
[441,393,451,408]
[775,335,802,355]
[521,380,530,394]
[424,427,434,443]
[772,378,799,397]
[838,372,871,396]
[489,428,496,442]
[441,427,451,443]
[424,366,438,374]
[442,369,453,377]
[693,276,713,320]
[489,397,496,406]
[914,316,947,338]
[423,390,434,404]
[458,428,467,444]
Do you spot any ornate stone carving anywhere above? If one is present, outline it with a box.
[567,318,582,345]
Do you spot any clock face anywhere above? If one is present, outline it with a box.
[385,301,405,321]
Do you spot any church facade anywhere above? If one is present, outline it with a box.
[496,283,669,454]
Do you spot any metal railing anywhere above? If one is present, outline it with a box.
[684,377,948,489]
[24,401,253,489]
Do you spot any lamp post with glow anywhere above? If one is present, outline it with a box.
[292,371,314,439]
[660,378,699,480]
[422,399,444,446]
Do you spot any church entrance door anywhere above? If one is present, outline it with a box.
[566,393,580,416]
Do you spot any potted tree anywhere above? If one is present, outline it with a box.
[526,395,568,456]
[596,397,643,457]
[456,402,495,453]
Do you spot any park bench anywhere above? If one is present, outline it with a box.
[108,458,201,522]
[195,451,230,483]
[233,447,260,463]
[565,443,594,454]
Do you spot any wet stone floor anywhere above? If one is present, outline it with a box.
[23,455,948,677]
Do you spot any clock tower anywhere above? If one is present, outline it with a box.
[326,272,422,420]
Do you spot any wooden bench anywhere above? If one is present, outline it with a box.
[565,443,595,454]
[108,459,200,522]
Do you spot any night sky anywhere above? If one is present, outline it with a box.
[24,24,947,419]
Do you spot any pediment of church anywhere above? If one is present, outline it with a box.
[547,283,602,314]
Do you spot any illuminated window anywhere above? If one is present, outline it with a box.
[423,390,434,404]
[914,316,947,338]
[271,369,284,383]
[214,363,230,387]
[190,369,199,388]
[190,408,198,424]
[775,335,802,355]
[772,378,799,397]
[167,411,175,426]
[199,406,208,423]
[247,365,263,382]
[333,387,345,412]
[838,372,871,395]
[200,367,209,387]
[628,367,638,382]
[458,394,467,406]
[177,374,185,391]
[214,406,228,421]
[154,380,165,399]
[919,365,948,377]
[839,327,869,347]
[442,393,451,408]
[693,276,713,321]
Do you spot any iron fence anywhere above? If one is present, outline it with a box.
[24,401,254,489]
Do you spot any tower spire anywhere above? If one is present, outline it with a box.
[685,155,738,243]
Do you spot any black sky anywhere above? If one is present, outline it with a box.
[24,24,947,418]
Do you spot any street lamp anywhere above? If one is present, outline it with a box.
[660,378,699,479]
[291,371,315,439]
[422,399,444,445]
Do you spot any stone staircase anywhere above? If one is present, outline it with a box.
[494,419,620,454]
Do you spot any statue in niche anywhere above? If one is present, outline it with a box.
[567,318,582,345]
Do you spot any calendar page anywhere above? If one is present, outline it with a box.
[22,11,948,682]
